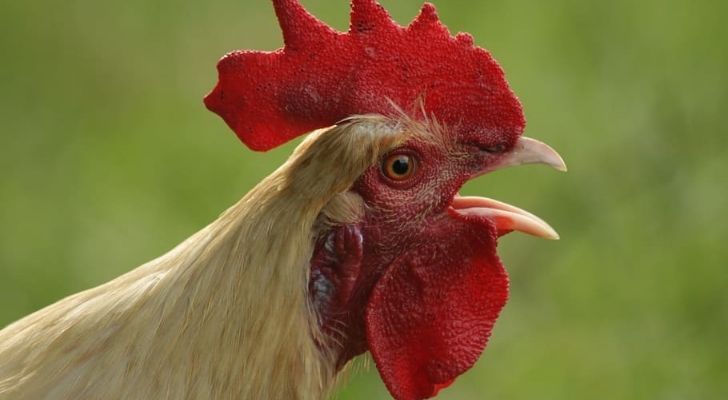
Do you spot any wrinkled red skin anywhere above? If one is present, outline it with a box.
[310,137,514,399]
[365,212,508,400]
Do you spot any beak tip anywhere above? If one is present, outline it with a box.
[542,227,560,241]
[547,154,568,173]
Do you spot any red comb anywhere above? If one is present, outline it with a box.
[204,0,525,152]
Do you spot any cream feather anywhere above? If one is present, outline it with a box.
[0,116,404,400]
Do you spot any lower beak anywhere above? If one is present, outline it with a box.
[451,195,560,240]
[452,136,566,240]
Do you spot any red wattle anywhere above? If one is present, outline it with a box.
[365,217,509,400]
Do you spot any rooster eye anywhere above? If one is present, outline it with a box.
[383,154,417,181]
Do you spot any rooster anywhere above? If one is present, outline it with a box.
[0,1,566,399]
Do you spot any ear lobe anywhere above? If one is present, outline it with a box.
[310,224,364,337]
[365,217,509,400]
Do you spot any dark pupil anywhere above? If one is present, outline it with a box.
[391,157,410,175]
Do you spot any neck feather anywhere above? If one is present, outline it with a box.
[0,117,403,400]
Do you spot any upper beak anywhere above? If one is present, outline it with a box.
[493,136,567,172]
[452,136,566,240]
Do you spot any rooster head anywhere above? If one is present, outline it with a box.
[205,1,565,399]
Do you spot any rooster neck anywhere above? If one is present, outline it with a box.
[0,188,335,399]
[0,117,405,400]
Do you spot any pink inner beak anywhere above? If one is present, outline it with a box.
[450,195,560,240]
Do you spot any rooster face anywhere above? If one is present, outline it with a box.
[310,117,565,400]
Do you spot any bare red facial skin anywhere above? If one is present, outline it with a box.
[310,139,515,400]
[309,225,364,339]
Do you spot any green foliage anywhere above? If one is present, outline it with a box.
[1,0,726,398]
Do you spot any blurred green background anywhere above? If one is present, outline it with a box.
[1,0,726,398]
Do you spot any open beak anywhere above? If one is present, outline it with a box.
[451,137,566,240]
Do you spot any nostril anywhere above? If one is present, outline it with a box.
[462,140,509,155]
[478,143,507,154]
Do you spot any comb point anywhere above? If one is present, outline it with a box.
[409,3,449,37]
[350,0,397,34]
[273,0,336,49]
[456,32,475,47]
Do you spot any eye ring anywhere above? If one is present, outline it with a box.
[382,152,417,181]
